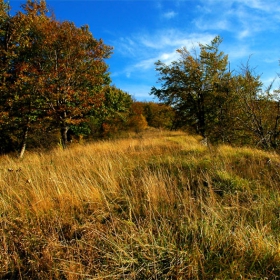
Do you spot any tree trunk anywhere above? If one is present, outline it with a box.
[19,125,29,158]
[197,92,206,137]
[60,124,69,149]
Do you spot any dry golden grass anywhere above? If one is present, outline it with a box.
[1,129,280,279]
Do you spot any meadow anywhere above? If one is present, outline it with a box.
[1,130,280,279]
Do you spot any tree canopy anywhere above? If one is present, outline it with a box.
[0,0,114,155]
[151,36,231,138]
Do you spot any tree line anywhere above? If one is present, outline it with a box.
[1,0,280,157]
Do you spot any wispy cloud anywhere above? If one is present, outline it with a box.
[205,0,280,13]
[235,0,280,13]
[110,0,280,99]
[114,30,215,76]
[194,0,280,39]
[134,57,159,70]
[224,44,251,61]
[162,11,177,19]
[194,18,230,32]
[120,29,214,53]
[113,0,279,80]
[134,50,180,70]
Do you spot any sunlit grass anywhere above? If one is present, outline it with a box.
[1,129,280,279]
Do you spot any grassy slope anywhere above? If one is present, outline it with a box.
[1,130,280,279]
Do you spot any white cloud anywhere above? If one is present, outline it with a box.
[225,45,251,61]
[118,37,138,57]
[138,30,214,51]
[135,57,158,70]
[111,0,280,100]
[237,29,250,40]
[114,30,216,76]
[193,0,280,39]
[263,58,279,64]
[205,0,280,13]
[159,51,179,62]
[194,18,230,32]
[235,0,280,13]
[163,11,177,19]
[134,50,181,70]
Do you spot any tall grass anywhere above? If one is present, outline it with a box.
[1,130,280,279]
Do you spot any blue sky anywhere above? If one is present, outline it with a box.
[9,0,280,101]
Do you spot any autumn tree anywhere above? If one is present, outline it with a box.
[32,5,112,148]
[128,102,148,133]
[0,1,59,155]
[7,1,51,157]
[151,36,232,140]
[0,0,113,155]
[0,0,45,155]
[0,0,12,153]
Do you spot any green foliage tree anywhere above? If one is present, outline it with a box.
[232,63,280,148]
[142,102,174,129]
[84,86,132,137]
[151,36,232,140]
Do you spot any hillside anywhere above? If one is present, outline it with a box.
[1,130,280,279]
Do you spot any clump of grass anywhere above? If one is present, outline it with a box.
[1,130,280,279]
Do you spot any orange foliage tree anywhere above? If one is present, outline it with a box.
[0,0,112,155]
[128,102,148,133]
